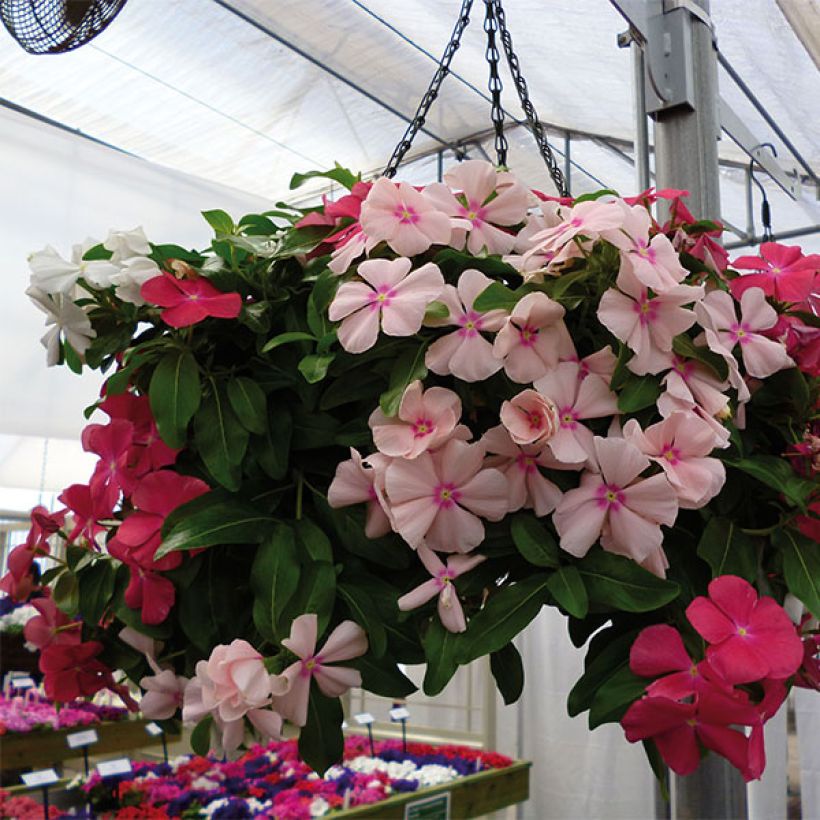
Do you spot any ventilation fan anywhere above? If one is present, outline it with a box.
[0,0,127,54]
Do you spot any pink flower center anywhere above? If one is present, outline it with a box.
[458,310,484,338]
[435,568,456,590]
[729,322,752,345]
[458,201,488,226]
[301,656,322,678]
[737,626,749,637]
[570,217,583,228]
[187,293,200,301]
[661,443,681,464]
[412,418,435,438]
[367,485,378,501]
[689,665,699,678]
[515,453,537,474]
[633,296,659,326]
[596,482,625,510]
[433,482,461,509]
[559,407,578,429]
[673,357,694,380]
[770,266,781,275]
[633,240,657,263]
[516,323,540,347]
[394,204,419,224]
[368,285,397,311]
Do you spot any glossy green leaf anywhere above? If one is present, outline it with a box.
[298,353,336,384]
[338,584,387,658]
[298,683,344,775]
[726,456,816,509]
[261,331,316,353]
[53,570,79,616]
[255,404,291,480]
[672,335,729,381]
[422,619,462,696]
[194,387,249,491]
[354,655,417,698]
[473,281,520,313]
[379,344,428,417]
[775,528,820,617]
[546,566,589,618]
[510,514,560,568]
[696,517,757,582]
[149,349,201,448]
[290,165,360,191]
[227,377,268,435]
[253,523,300,640]
[77,560,116,625]
[490,643,525,705]
[617,373,662,413]
[190,716,213,756]
[202,209,234,235]
[588,664,647,729]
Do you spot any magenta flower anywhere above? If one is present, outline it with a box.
[398,545,486,633]
[368,380,461,459]
[553,436,679,564]
[141,272,242,328]
[598,269,703,375]
[385,439,508,552]
[697,288,794,379]
[424,160,531,255]
[23,598,81,650]
[82,418,139,497]
[533,361,618,463]
[425,269,508,382]
[327,448,392,538]
[493,292,571,383]
[59,481,117,544]
[623,412,725,508]
[499,389,559,447]
[328,257,444,353]
[359,177,453,256]
[686,576,804,684]
[730,242,820,306]
[273,613,368,728]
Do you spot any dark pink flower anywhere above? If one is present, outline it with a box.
[83,418,139,497]
[59,481,117,544]
[23,597,81,649]
[730,242,820,306]
[141,272,242,328]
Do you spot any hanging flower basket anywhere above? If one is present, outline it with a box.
[7,158,819,782]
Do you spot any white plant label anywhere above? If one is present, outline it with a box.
[145,722,164,736]
[10,676,35,689]
[67,728,99,748]
[21,769,59,787]
[97,758,132,777]
[390,707,410,721]
[354,712,375,725]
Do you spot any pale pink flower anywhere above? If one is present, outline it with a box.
[424,160,531,255]
[360,177,452,256]
[598,268,704,375]
[533,361,618,463]
[368,381,461,459]
[482,425,572,515]
[660,354,731,418]
[328,257,444,353]
[328,231,378,275]
[505,202,583,279]
[553,437,679,563]
[139,669,189,720]
[398,545,486,633]
[623,412,726,509]
[569,346,618,381]
[493,292,572,383]
[327,448,392,538]
[500,389,559,447]
[696,288,794,379]
[273,614,368,728]
[385,439,508,552]
[425,269,508,381]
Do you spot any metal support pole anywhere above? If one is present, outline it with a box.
[631,40,651,192]
[744,165,755,240]
[563,132,572,196]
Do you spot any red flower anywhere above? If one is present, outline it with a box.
[39,641,112,701]
[686,576,803,684]
[0,506,62,601]
[730,242,820,306]
[765,315,820,377]
[59,481,117,544]
[794,616,820,692]
[23,597,81,650]
[141,272,242,328]
[83,418,139,497]
[122,567,177,626]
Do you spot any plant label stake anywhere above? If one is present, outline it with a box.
[354,712,376,756]
[389,706,410,753]
[145,722,168,763]
[67,728,99,776]
[21,769,59,819]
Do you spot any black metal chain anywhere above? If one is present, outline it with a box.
[383,0,473,178]
[483,0,508,168]
[494,0,568,195]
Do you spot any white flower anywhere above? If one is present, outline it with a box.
[26,286,96,366]
[109,256,161,305]
[104,227,151,261]
[0,604,38,634]
[28,243,120,293]
[310,797,331,817]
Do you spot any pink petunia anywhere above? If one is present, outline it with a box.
[598,269,703,375]
[424,160,531,255]
[425,269,508,381]
[327,448,393,538]
[141,273,242,328]
[623,412,725,508]
[686,576,804,684]
[499,389,559,447]
[730,242,820,306]
[385,439,508,552]
[273,613,368,728]
[533,361,618,463]
[368,380,461,459]
[493,292,572,383]
[359,178,453,257]
[696,288,794,379]
[553,436,679,564]
[328,257,444,353]
[397,545,486,633]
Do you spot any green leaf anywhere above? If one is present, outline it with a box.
[262,331,316,353]
[298,683,344,775]
[473,281,520,313]
[298,353,336,384]
[775,528,820,617]
[194,386,249,491]
[255,404,291,480]
[422,619,462,696]
[490,643,524,705]
[354,655,417,698]
[573,189,620,203]
[725,456,816,510]
[202,209,234,235]
[672,335,729,381]
[696,517,757,582]
[577,551,680,612]
[238,213,278,235]
[63,341,83,374]
[295,518,333,563]
[149,350,201,448]
[53,570,79,616]
[546,566,589,618]
[609,342,631,391]
[290,165,360,191]
[190,716,213,756]
[77,560,116,624]
[338,584,387,658]
[458,574,551,664]
[433,248,519,280]
[617,373,662,413]
[252,523,301,640]
[291,562,337,636]
[424,300,450,321]
[379,344,429,417]
[643,741,670,801]
[227,377,268,435]
[588,665,647,729]
[82,243,113,261]
[510,514,560,568]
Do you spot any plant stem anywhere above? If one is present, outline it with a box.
[295,471,304,521]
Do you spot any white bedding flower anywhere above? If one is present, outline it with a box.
[310,797,331,817]
[109,256,161,305]
[28,243,120,293]
[26,286,96,366]
[104,227,152,261]
[0,603,38,633]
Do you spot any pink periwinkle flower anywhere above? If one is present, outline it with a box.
[696,287,794,379]
[425,269,508,382]
[730,242,820,307]
[368,380,461,459]
[505,202,584,280]
[140,669,189,720]
[359,177,453,256]
[623,412,725,509]
[385,439,508,552]
[273,613,368,728]
[499,388,559,447]
[327,448,392,538]
[398,545,486,633]
[328,257,444,353]
[565,346,618,381]
[533,361,618,463]
[493,292,572,383]
[424,159,531,255]
[553,436,679,566]
[659,354,731,420]
[598,268,704,375]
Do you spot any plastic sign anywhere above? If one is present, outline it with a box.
[145,722,164,737]
[9,676,35,689]
[390,707,410,721]
[67,728,99,748]
[21,769,59,788]
[404,791,451,820]
[354,712,375,725]
[97,758,132,777]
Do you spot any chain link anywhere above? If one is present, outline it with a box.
[483,0,508,168]
[383,0,473,178]
[494,0,568,195]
